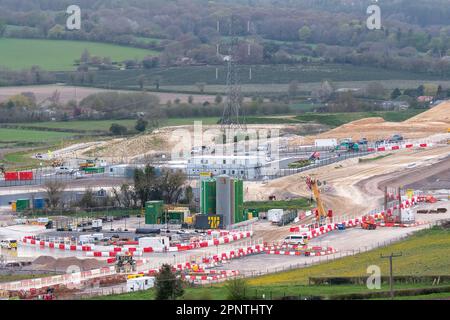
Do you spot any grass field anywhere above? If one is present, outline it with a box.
[249,227,450,286]
[16,120,137,132]
[0,38,157,71]
[0,128,74,143]
[0,273,54,283]
[93,226,450,300]
[58,64,446,89]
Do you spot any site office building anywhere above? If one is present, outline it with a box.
[187,155,265,180]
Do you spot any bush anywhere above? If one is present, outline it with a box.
[135,118,148,132]
[225,278,249,300]
[155,264,185,300]
[110,123,128,135]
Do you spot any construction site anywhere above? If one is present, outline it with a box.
[0,96,449,300]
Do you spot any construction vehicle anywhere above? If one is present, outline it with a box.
[79,159,96,169]
[51,159,64,167]
[361,216,377,230]
[335,140,359,152]
[0,239,18,250]
[115,252,137,273]
[306,176,330,225]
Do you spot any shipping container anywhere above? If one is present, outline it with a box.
[83,167,105,174]
[33,198,46,210]
[19,171,33,181]
[15,199,30,212]
[4,172,19,181]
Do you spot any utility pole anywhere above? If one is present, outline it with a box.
[380,252,402,299]
[398,186,402,223]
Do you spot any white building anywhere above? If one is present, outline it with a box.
[187,154,268,180]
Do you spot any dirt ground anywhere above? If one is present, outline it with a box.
[290,101,450,145]
[246,144,450,217]
[0,85,218,105]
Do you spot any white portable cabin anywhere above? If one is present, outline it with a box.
[126,276,155,292]
[314,139,337,148]
[138,236,170,250]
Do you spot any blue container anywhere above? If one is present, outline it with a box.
[337,223,346,230]
[33,198,46,210]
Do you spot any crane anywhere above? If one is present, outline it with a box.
[305,176,330,225]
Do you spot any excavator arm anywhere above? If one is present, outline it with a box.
[306,176,328,223]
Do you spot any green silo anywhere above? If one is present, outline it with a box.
[233,179,245,223]
[145,200,164,224]
[201,179,216,214]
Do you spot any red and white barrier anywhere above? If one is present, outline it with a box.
[20,230,253,257]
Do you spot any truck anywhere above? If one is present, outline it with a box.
[78,219,102,232]
[314,139,337,148]
[267,209,284,223]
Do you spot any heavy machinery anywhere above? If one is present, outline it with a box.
[335,139,359,152]
[79,159,96,169]
[306,176,331,225]
[51,159,64,167]
[361,216,377,230]
[0,239,18,250]
[115,253,137,273]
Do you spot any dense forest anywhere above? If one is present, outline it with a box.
[0,0,450,75]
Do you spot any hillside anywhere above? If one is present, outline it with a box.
[296,101,450,142]
[406,101,450,124]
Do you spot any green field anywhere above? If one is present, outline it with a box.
[249,227,450,286]
[0,128,74,143]
[92,226,450,300]
[16,120,137,132]
[0,38,157,71]
[58,64,446,89]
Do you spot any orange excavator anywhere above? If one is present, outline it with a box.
[306,176,331,225]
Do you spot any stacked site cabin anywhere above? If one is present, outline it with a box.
[198,174,246,228]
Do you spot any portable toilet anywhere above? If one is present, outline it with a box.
[11,202,16,212]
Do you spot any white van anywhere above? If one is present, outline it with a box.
[284,234,309,246]
[57,167,74,175]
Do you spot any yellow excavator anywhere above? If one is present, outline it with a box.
[305,176,330,225]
